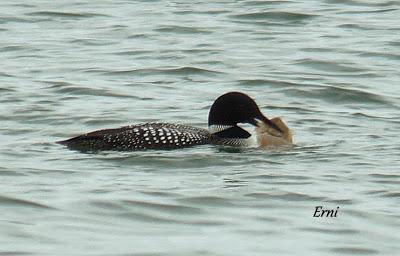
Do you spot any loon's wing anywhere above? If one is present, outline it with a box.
[57,123,211,151]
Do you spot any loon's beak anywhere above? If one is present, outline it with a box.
[255,115,283,137]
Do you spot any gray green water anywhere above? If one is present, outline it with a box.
[1,0,400,255]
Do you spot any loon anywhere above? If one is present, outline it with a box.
[57,92,286,151]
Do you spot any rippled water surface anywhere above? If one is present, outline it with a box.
[1,0,400,255]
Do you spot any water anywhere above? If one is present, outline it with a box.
[1,0,399,255]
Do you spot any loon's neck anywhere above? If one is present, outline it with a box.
[208,123,257,147]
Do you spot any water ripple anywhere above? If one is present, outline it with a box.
[280,86,391,105]
[230,11,317,22]
[0,195,54,210]
[245,192,326,201]
[329,247,379,255]
[25,11,110,19]
[87,67,224,77]
[155,25,212,34]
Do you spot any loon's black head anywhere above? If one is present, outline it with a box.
[208,92,283,139]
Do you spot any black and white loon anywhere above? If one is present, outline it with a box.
[57,92,284,151]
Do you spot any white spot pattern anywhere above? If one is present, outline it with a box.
[61,122,250,151]
[94,123,210,150]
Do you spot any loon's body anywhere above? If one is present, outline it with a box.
[58,123,212,151]
[58,92,287,151]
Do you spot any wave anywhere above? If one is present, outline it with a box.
[230,11,317,22]
[26,11,110,19]
[89,67,224,77]
[0,195,54,209]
